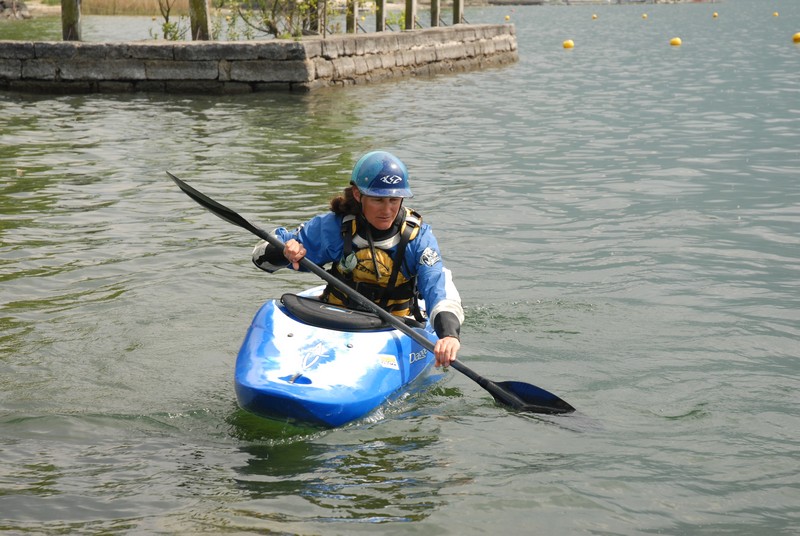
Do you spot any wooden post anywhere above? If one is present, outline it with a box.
[61,0,81,41]
[322,0,328,37]
[404,0,415,30]
[453,0,463,25]
[430,0,440,27]
[346,0,358,33]
[376,0,386,32]
[189,0,211,40]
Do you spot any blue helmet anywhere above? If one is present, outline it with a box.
[350,151,413,198]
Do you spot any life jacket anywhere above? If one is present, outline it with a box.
[323,207,423,318]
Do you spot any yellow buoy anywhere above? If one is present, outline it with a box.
[773,12,779,17]
[505,15,510,21]
[670,37,682,46]
[563,39,575,49]
[794,32,800,44]
[713,12,718,19]
[642,13,648,20]
[592,14,598,20]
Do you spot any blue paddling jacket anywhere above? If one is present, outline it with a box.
[252,208,464,340]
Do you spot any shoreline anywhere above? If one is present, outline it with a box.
[0,24,519,94]
[28,1,59,16]
[11,0,721,21]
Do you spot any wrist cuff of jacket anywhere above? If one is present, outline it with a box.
[252,238,290,273]
[433,311,461,340]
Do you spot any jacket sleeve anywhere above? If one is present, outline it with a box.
[433,311,461,340]
[252,213,344,273]
[252,234,289,273]
[292,213,344,269]
[408,225,464,338]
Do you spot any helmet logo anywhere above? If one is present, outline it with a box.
[380,175,404,185]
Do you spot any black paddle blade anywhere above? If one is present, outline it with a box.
[494,381,575,415]
[167,171,267,239]
[450,360,575,415]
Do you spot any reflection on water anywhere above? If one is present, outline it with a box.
[234,425,451,525]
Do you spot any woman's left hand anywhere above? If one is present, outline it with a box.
[433,336,460,368]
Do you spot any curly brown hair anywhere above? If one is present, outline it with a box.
[329,184,361,216]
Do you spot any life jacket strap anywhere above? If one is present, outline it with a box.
[379,208,419,308]
[323,208,423,318]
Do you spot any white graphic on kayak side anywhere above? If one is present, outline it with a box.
[246,305,403,391]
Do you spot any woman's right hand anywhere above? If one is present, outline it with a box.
[283,239,306,270]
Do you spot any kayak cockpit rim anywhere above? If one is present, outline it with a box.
[279,293,426,333]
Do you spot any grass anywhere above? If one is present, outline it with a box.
[76,0,193,16]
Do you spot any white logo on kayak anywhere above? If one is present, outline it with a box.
[288,342,328,384]
[301,342,327,370]
[409,348,428,364]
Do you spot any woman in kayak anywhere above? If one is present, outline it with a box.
[252,150,463,368]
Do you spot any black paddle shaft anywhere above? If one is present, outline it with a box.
[168,172,575,415]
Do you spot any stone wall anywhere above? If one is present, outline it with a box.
[0,24,517,94]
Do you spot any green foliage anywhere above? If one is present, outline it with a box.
[153,18,189,40]
[142,0,362,41]
[235,0,323,39]
[386,10,405,30]
[150,0,189,40]
[211,10,224,39]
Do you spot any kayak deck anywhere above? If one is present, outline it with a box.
[234,287,440,427]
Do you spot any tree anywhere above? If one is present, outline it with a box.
[61,0,81,41]
[189,0,211,40]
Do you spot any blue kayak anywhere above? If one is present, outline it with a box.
[234,286,442,427]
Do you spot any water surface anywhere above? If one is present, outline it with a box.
[2,0,799,533]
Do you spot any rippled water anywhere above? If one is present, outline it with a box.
[2,0,799,533]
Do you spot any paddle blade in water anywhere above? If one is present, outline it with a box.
[495,381,575,414]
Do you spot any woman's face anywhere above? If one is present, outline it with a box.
[353,189,402,231]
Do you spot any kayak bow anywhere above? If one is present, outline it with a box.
[235,287,441,427]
